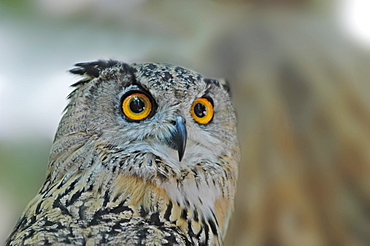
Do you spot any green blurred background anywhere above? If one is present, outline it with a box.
[1,0,370,245]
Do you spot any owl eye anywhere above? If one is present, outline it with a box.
[122,92,153,121]
[190,97,214,124]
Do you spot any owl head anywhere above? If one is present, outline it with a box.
[47,60,239,208]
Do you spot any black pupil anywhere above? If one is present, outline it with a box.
[130,96,146,113]
[194,103,206,118]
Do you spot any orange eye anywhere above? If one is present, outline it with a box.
[190,97,214,124]
[122,93,152,121]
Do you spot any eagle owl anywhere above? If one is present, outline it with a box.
[6,60,239,245]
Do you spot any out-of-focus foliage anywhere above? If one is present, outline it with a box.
[1,0,369,245]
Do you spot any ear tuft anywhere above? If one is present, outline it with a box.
[69,60,120,87]
[204,78,231,95]
[218,79,230,94]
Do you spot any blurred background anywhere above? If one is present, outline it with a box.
[1,0,369,245]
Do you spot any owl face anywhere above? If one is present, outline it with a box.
[66,61,238,172]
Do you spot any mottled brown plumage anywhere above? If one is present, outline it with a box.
[6,60,239,245]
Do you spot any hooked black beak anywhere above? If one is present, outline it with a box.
[170,115,187,162]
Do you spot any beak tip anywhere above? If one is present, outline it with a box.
[178,151,184,162]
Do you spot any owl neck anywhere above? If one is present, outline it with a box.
[46,136,234,242]
[110,172,227,244]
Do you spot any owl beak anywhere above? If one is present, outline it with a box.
[171,115,187,162]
